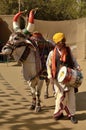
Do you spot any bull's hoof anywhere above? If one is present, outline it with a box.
[35,106,41,112]
[29,104,35,110]
[44,94,48,99]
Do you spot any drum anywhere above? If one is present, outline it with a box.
[57,66,83,88]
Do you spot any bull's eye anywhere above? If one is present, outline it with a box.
[3,47,7,49]
[3,45,8,49]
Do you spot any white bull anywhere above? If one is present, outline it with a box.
[1,31,54,112]
[12,8,52,99]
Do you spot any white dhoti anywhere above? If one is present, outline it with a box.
[54,80,76,117]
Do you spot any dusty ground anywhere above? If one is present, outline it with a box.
[0,60,86,130]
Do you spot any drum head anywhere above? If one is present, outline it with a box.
[57,66,67,83]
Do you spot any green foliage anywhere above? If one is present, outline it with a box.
[0,0,86,20]
[77,1,86,17]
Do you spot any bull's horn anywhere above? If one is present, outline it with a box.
[13,10,27,32]
[26,9,37,33]
[13,12,22,31]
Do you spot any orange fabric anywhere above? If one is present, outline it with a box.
[52,46,57,78]
[52,46,67,78]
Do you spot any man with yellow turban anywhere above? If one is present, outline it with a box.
[46,32,81,124]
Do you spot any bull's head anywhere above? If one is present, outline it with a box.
[2,31,36,56]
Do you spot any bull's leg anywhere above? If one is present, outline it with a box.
[29,97,36,110]
[27,79,37,110]
[44,78,50,99]
[35,79,44,112]
[35,92,41,112]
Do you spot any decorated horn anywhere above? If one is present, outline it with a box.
[13,10,27,32]
[26,8,38,33]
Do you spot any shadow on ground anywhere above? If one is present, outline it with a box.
[76,91,86,121]
[76,91,86,111]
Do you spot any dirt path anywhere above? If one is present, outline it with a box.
[0,61,86,130]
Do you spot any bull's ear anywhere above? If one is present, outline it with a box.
[25,40,36,51]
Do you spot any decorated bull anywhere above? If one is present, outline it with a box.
[1,9,54,112]
[12,8,54,99]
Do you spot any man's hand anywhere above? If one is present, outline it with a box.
[76,66,82,71]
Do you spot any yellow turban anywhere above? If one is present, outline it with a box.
[53,32,65,44]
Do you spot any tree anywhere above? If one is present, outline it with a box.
[0,0,86,20]
[77,0,86,17]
